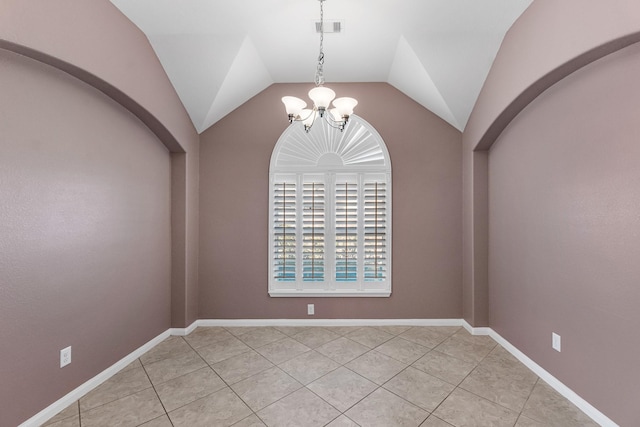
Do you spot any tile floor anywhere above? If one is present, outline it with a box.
[42,326,599,427]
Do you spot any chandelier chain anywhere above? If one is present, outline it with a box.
[315,0,325,86]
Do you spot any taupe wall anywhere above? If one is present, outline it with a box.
[462,1,640,328]
[488,42,640,426]
[1,0,202,331]
[199,83,462,319]
[0,50,172,427]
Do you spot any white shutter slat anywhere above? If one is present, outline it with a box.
[364,182,386,281]
[303,182,325,281]
[273,182,297,281]
[335,182,358,282]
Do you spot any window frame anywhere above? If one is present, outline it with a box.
[268,115,392,297]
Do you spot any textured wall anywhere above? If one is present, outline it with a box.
[198,83,462,319]
[0,50,172,427]
[1,0,201,330]
[462,0,640,328]
[465,0,640,151]
[0,0,198,151]
[488,42,640,426]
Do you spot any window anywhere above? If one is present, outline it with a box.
[269,115,391,297]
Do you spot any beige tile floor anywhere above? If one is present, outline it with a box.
[42,326,599,427]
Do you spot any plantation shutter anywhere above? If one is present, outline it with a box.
[302,182,325,281]
[364,181,387,280]
[335,181,358,281]
[269,115,391,297]
[273,181,297,281]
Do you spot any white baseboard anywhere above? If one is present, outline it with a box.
[196,318,464,327]
[461,320,492,336]
[488,329,617,427]
[169,321,199,336]
[460,321,616,426]
[22,319,616,427]
[19,330,170,427]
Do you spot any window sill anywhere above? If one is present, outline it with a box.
[269,289,391,298]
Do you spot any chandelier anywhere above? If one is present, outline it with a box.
[281,0,358,132]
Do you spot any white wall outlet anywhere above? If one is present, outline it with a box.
[552,333,561,352]
[307,304,314,315]
[60,346,72,368]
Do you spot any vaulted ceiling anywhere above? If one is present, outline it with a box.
[110,0,532,134]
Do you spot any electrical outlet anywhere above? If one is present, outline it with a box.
[307,304,314,316]
[60,346,72,368]
[552,333,561,352]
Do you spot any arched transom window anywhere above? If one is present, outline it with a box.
[269,115,392,297]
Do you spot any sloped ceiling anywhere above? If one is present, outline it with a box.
[110,0,532,133]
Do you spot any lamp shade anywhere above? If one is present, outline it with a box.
[332,97,358,116]
[329,108,342,122]
[282,96,307,117]
[308,87,336,109]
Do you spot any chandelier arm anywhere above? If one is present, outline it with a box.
[313,113,348,131]
[297,109,316,122]
[327,115,348,131]
[322,119,345,131]
[325,114,345,125]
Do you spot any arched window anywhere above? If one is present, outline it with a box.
[269,115,392,297]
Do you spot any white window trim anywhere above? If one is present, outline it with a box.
[269,115,392,297]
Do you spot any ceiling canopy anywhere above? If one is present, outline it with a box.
[110,0,532,133]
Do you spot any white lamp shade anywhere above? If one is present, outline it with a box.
[329,108,343,121]
[300,109,316,127]
[282,96,307,117]
[308,87,336,109]
[332,97,358,116]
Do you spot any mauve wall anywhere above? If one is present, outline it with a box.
[1,0,202,330]
[0,0,198,150]
[199,83,462,319]
[462,1,640,329]
[488,42,640,426]
[0,50,171,427]
[464,0,640,151]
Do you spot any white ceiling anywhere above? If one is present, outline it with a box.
[109,0,532,134]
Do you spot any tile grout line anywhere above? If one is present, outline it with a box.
[59,326,579,427]
[147,334,237,423]
[516,377,545,425]
[286,326,529,426]
[442,342,538,425]
[383,328,479,423]
[238,327,344,421]
[186,329,286,425]
[335,326,464,424]
[74,366,159,422]
[142,327,466,426]
[244,326,406,424]
[139,354,175,427]
[182,332,262,423]
[297,327,417,422]
[362,365,432,422]
[426,348,490,422]
[377,329,465,422]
